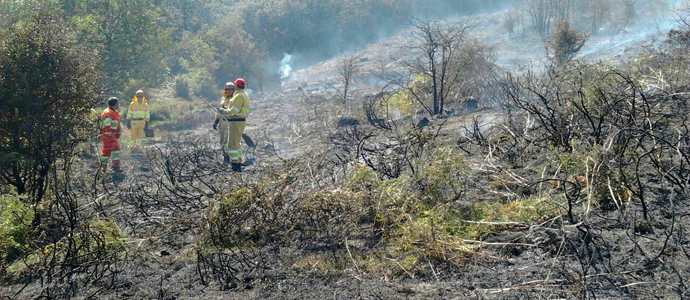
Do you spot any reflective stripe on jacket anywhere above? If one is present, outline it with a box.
[100,107,121,138]
[220,89,250,118]
[126,98,150,121]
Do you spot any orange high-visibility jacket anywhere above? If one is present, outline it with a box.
[100,107,122,139]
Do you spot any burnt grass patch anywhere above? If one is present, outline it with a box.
[4,21,690,300]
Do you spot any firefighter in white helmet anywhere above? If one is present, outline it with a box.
[214,82,235,165]
[214,78,250,171]
[125,90,150,149]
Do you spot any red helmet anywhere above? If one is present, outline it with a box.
[234,78,246,89]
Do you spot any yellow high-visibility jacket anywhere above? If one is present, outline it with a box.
[220,90,250,119]
[126,97,150,121]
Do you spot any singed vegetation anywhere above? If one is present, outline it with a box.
[1,0,689,299]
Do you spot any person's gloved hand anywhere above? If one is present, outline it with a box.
[213,119,219,130]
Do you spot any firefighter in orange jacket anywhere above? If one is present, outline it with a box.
[99,97,123,173]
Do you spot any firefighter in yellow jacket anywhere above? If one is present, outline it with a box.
[214,82,235,164]
[125,90,151,148]
[214,78,250,172]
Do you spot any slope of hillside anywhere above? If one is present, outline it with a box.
[2,3,689,300]
[284,8,675,94]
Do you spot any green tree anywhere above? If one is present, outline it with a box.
[0,8,100,206]
[0,0,30,30]
[206,17,266,90]
[405,18,472,115]
[548,20,589,65]
[177,29,220,99]
[69,0,172,92]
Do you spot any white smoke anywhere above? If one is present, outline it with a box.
[279,53,293,79]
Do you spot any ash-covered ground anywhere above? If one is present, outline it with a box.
[3,5,689,300]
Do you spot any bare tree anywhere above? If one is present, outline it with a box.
[404,18,471,115]
[527,0,554,36]
[504,9,526,38]
[621,0,638,26]
[586,0,611,33]
[646,0,671,35]
[336,54,360,104]
[668,4,690,47]
[553,0,573,22]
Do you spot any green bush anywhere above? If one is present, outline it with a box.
[384,74,430,118]
[198,149,566,278]
[175,77,191,100]
[148,99,202,129]
[0,189,34,264]
[414,148,468,204]
[0,8,100,204]
[548,20,589,65]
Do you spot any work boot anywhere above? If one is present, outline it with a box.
[231,163,242,173]
[223,154,230,165]
[112,168,125,182]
